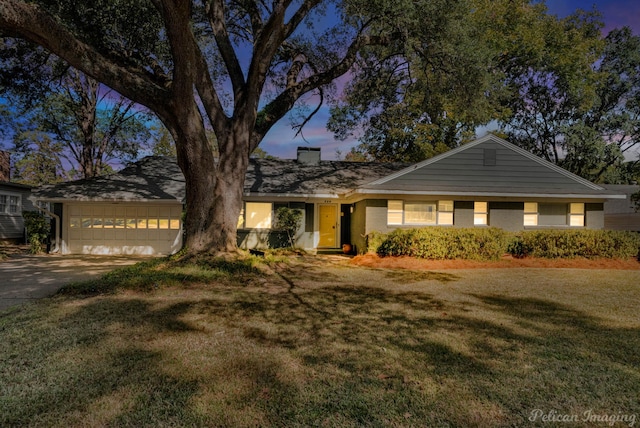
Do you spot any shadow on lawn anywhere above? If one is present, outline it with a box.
[3,267,639,427]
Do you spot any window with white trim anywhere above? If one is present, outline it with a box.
[244,202,273,229]
[569,203,585,227]
[387,200,403,225]
[523,202,585,227]
[437,200,454,225]
[523,202,538,226]
[387,200,454,226]
[0,193,20,214]
[405,202,436,225]
[474,201,488,225]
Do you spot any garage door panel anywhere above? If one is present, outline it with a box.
[65,203,182,255]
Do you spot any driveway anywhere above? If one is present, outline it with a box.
[0,254,149,311]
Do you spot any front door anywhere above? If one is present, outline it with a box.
[318,204,337,247]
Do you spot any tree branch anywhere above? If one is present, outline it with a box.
[253,33,387,144]
[0,0,172,116]
[205,0,246,95]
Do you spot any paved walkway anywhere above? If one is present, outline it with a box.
[0,254,149,311]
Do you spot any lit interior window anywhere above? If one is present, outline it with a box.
[569,203,585,227]
[524,202,538,226]
[387,200,403,225]
[245,202,272,228]
[474,202,488,225]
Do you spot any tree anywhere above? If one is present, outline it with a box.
[0,0,424,255]
[1,50,158,181]
[327,0,595,163]
[151,126,177,157]
[275,206,303,248]
[12,134,66,185]
[501,22,640,184]
[328,0,496,162]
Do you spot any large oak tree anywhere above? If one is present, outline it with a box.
[0,0,405,254]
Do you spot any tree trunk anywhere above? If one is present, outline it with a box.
[173,107,250,255]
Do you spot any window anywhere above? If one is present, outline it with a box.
[405,202,436,225]
[569,203,585,227]
[0,193,20,214]
[483,148,497,166]
[474,202,488,225]
[437,200,454,225]
[524,202,538,226]
[68,206,182,230]
[245,202,272,228]
[526,203,585,227]
[387,200,453,226]
[387,200,403,225]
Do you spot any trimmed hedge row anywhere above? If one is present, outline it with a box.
[367,228,640,260]
[508,229,640,259]
[374,227,510,261]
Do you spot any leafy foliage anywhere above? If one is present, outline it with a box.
[370,228,640,260]
[503,25,640,184]
[22,211,50,254]
[274,207,303,248]
[375,227,509,261]
[508,230,640,259]
[329,1,604,164]
[2,64,159,183]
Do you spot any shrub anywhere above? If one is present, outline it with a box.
[274,207,303,248]
[376,227,509,261]
[508,230,640,259]
[22,211,50,254]
[365,231,388,253]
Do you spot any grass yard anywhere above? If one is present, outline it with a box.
[1,254,639,427]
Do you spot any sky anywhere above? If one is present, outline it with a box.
[259,0,640,160]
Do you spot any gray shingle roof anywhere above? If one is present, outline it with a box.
[243,159,407,196]
[33,156,407,202]
[33,156,186,202]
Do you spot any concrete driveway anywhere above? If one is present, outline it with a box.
[0,254,149,311]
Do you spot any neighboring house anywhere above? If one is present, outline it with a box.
[0,150,35,244]
[603,184,640,231]
[0,182,35,243]
[32,135,625,256]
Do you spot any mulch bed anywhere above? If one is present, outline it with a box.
[351,253,640,270]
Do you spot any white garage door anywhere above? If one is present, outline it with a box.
[65,203,183,255]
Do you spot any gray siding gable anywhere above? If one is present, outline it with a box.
[360,135,615,197]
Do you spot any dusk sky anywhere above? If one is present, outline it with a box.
[260,0,640,160]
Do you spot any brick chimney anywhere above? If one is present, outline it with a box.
[0,150,9,182]
[296,147,321,165]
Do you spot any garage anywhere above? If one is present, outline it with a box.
[63,202,183,255]
[31,156,186,256]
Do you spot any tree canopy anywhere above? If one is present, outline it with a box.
[329,1,606,164]
[502,22,640,184]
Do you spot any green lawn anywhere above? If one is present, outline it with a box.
[1,255,639,427]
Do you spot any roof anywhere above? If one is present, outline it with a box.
[0,181,33,192]
[33,156,407,202]
[33,156,185,202]
[355,135,624,199]
[32,137,625,203]
[243,158,406,197]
